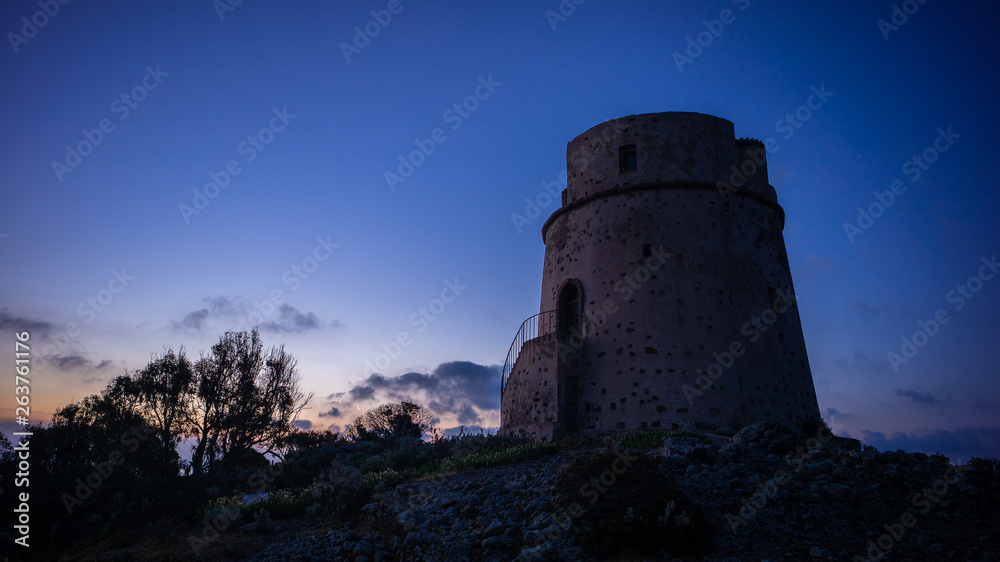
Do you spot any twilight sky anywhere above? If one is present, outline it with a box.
[1,0,997,461]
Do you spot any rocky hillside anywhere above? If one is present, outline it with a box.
[244,422,999,561]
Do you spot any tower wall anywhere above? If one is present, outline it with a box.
[531,112,819,435]
[499,333,559,440]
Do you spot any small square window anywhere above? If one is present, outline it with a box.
[619,144,637,172]
[642,244,652,259]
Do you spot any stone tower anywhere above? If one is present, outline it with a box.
[500,111,820,440]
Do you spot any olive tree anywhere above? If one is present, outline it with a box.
[188,329,312,474]
[347,401,434,442]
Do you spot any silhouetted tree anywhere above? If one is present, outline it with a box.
[188,329,312,474]
[45,374,178,475]
[275,428,341,455]
[348,401,433,442]
[132,347,194,465]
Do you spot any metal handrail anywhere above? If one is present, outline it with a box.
[501,310,557,396]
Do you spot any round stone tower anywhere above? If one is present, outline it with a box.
[500,111,820,439]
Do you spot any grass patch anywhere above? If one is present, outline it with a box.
[361,468,410,491]
[196,487,313,524]
[421,441,560,476]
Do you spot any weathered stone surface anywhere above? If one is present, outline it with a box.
[247,429,999,561]
[501,112,821,440]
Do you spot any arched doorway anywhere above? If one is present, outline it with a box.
[557,281,581,337]
[556,280,582,434]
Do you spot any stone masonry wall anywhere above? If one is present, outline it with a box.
[529,112,819,436]
[499,333,559,440]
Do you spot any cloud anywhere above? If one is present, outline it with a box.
[170,309,209,333]
[205,296,243,316]
[168,297,240,332]
[169,297,332,335]
[431,361,502,410]
[791,256,834,291]
[844,299,908,322]
[260,304,322,334]
[351,385,377,401]
[832,349,890,375]
[793,256,833,277]
[0,311,122,377]
[323,361,501,426]
[456,403,480,425]
[824,407,854,421]
[823,407,855,436]
[895,388,949,408]
[42,354,118,383]
[318,406,341,418]
[50,354,90,370]
[0,309,54,338]
[860,427,1000,462]
[973,398,994,410]
[293,419,312,430]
